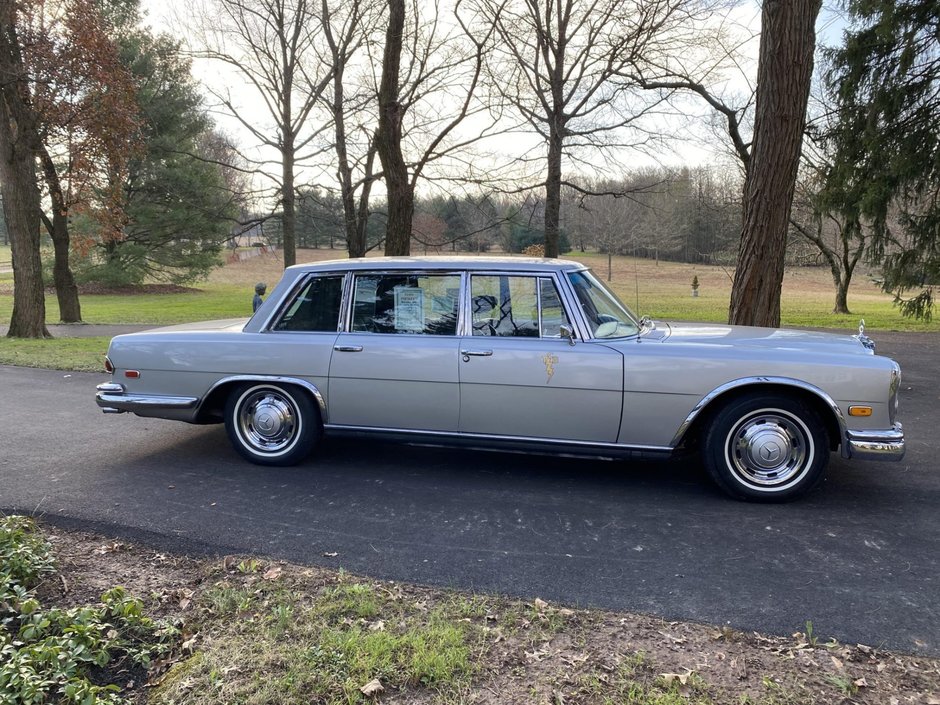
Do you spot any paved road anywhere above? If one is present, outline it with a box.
[1,332,937,655]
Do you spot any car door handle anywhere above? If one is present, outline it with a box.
[333,345,363,352]
[460,349,493,357]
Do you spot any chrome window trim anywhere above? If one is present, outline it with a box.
[344,269,465,337]
[263,271,349,334]
[668,376,849,453]
[465,271,586,341]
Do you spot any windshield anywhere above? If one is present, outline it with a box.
[567,270,640,339]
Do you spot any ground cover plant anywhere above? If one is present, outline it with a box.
[15,520,940,705]
[0,516,178,704]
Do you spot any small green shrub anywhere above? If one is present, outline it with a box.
[0,516,179,705]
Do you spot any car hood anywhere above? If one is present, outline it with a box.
[649,321,872,355]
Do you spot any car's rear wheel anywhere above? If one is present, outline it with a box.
[224,383,319,465]
[702,393,829,501]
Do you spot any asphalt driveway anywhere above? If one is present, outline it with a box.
[0,330,937,655]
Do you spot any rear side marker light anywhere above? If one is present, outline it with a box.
[104,356,114,374]
[125,370,140,379]
[848,406,873,417]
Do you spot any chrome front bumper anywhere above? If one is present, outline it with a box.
[95,382,198,415]
[844,423,905,461]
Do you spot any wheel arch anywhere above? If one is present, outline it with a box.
[671,377,845,453]
[195,375,328,426]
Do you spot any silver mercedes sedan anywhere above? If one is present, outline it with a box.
[96,257,904,501]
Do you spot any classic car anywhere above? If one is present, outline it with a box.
[96,257,905,501]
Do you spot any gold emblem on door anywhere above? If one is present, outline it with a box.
[542,352,558,383]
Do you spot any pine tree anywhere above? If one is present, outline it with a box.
[827,0,940,319]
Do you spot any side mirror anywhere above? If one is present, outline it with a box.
[559,324,576,346]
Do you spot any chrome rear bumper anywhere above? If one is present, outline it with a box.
[95,382,198,415]
[844,423,905,461]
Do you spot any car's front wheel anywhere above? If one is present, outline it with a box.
[702,393,829,501]
[224,383,319,465]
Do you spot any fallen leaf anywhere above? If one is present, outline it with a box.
[856,643,872,654]
[368,620,385,632]
[223,556,237,571]
[559,608,574,616]
[876,663,886,673]
[181,634,198,652]
[359,678,384,696]
[262,566,282,580]
[927,698,940,705]
[534,597,549,611]
[660,670,694,686]
[853,677,868,688]
[830,656,844,670]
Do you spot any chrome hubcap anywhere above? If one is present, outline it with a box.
[238,389,298,454]
[726,409,811,487]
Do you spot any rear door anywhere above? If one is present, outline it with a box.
[327,271,463,431]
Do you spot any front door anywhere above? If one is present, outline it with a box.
[458,274,623,442]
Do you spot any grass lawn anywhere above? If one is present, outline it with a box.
[0,248,936,373]
[0,243,10,268]
[28,522,940,705]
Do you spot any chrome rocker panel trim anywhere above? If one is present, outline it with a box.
[323,423,673,460]
[95,382,198,415]
[845,423,905,461]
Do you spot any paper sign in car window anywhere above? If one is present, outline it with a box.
[394,286,425,332]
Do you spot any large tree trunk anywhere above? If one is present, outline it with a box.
[0,0,48,338]
[728,0,821,328]
[281,139,297,268]
[376,0,412,256]
[39,147,81,322]
[0,100,48,338]
[543,124,563,258]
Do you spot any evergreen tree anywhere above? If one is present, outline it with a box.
[827,0,940,319]
[80,3,238,286]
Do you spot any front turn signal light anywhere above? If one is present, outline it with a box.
[848,406,873,417]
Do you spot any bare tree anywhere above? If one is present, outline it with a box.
[189,0,333,267]
[319,0,380,258]
[472,0,716,258]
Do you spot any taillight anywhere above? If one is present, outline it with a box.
[104,356,114,374]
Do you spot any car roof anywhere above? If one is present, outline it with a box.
[286,255,591,273]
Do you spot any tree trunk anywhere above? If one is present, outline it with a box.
[728,0,821,327]
[544,125,563,258]
[39,147,81,322]
[0,0,48,338]
[376,0,412,256]
[281,140,296,268]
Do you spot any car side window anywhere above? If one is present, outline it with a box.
[272,275,344,332]
[351,273,460,335]
[471,275,569,337]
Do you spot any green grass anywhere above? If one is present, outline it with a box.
[0,283,252,325]
[153,576,481,705]
[0,336,109,371]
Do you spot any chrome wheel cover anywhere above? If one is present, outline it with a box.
[236,387,301,456]
[724,408,814,490]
